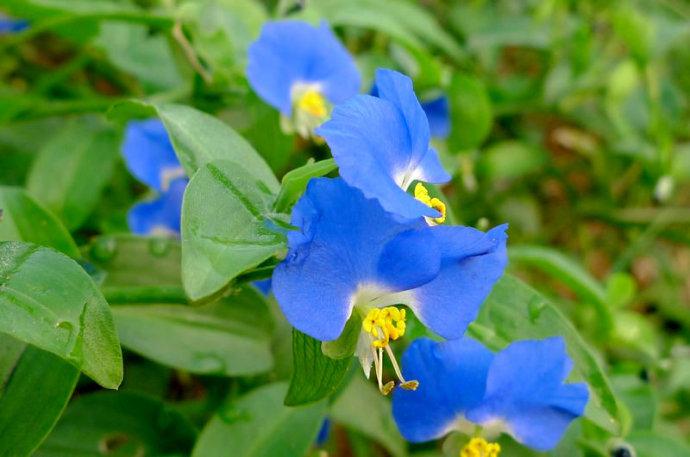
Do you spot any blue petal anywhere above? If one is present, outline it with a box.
[392,337,494,442]
[272,178,427,341]
[377,228,442,291]
[247,20,360,115]
[315,418,331,446]
[253,278,272,296]
[122,119,183,192]
[127,178,187,236]
[407,224,508,339]
[466,337,589,452]
[0,15,29,34]
[421,96,451,139]
[318,69,449,220]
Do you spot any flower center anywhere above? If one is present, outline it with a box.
[414,183,446,225]
[460,437,501,457]
[361,306,419,395]
[296,88,328,118]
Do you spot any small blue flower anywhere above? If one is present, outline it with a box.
[421,96,450,139]
[392,336,589,452]
[315,418,331,446]
[317,69,451,221]
[247,20,360,137]
[0,14,29,34]
[122,119,188,236]
[272,178,507,392]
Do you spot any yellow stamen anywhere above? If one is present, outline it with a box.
[460,437,501,457]
[414,183,446,224]
[296,89,328,118]
[362,307,418,394]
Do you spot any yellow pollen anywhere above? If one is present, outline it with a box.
[414,183,446,224]
[460,437,501,457]
[363,307,406,348]
[297,89,328,118]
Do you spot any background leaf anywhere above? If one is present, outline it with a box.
[26,119,120,231]
[0,333,79,457]
[0,241,122,388]
[192,382,326,457]
[36,391,196,457]
[273,158,337,213]
[0,186,79,257]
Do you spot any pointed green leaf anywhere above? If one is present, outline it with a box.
[0,241,122,388]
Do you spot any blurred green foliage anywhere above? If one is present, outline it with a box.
[1,0,690,456]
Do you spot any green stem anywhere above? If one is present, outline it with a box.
[103,285,188,304]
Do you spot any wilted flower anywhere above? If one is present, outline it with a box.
[247,20,361,138]
[272,178,507,393]
[121,119,187,236]
[392,336,589,452]
[318,69,450,221]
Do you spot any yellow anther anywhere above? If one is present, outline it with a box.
[460,437,501,457]
[362,306,407,349]
[297,89,328,118]
[414,183,446,224]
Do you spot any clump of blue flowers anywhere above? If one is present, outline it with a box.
[392,336,589,452]
[121,119,187,236]
[247,20,361,139]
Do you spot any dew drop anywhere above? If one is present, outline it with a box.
[527,297,546,322]
[91,237,118,262]
[148,237,172,257]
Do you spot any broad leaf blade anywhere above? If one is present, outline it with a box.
[0,333,79,457]
[36,391,196,457]
[0,241,122,389]
[471,275,624,435]
[113,287,274,376]
[285,329,351,406]
[193,383,326,457]
[26,120,120,231]
[0,186,79,258]
[181,160,285,301]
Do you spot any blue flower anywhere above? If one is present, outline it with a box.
[315,418,331,446]
[392,336,589,452]
[421,96,450,139]
[0,15,29,34]
[247,20,361,138]
[317,69,451,221]
[122,119,188,236]
[272,177,507,392]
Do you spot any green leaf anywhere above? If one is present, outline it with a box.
[181,160,285,301]
[448,73,492,152]
[0,186,79,258]
[84,235,181,287]
[285,329,351,406]
[193,382,326,457]
[112,101,279,188]
[35,391,196,457]
[0,241,122,389]
[26,120,120,230]
[471,275,625,435]
[273,158,337,213]
[95,22,183,91]
[478,141,547,180]
[322,313,360,360]
[509,245,613,332]
[330,376,407,457]
[113,286,273,376]
[627,431,690,457]
[0,334,79,457]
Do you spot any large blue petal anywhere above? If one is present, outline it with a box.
[318,69,449,220]
[408,224,508,339]
[272,178,429,341]
[122,119,183,192]
[421,96,451,139]
[392,337,493,442]
[466,337,589,452]
[247,20,360,115]
[127,178,187,236]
